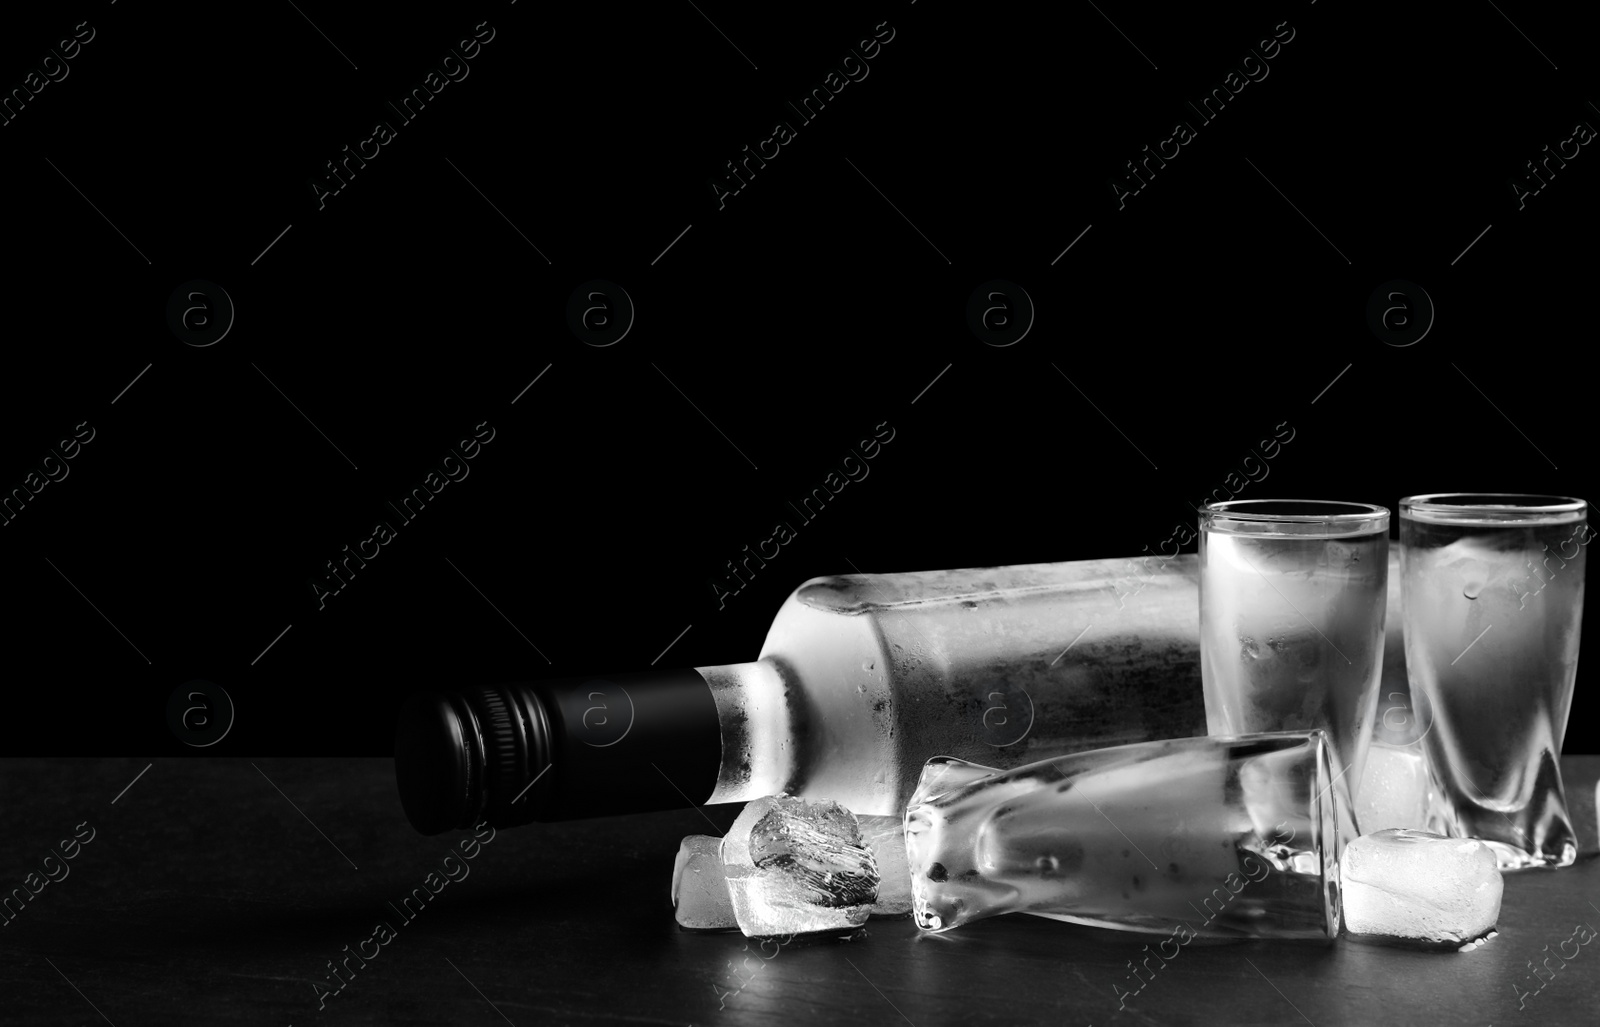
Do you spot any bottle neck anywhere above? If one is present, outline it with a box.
[529,668,724,821]
[394,667,724,832]
[699,659,792,805]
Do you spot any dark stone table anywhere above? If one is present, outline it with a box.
[2,756,1596,1026]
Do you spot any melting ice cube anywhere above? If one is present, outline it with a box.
[721,795,878,936]
[1355,746,1430,834]
[671,808,907,931]
[1341,829,1502,945]
[672,835,735,930]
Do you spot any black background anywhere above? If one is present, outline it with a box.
[2,0,1596,756]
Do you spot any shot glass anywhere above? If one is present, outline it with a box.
[905,730,1346,939]
[1198,500,1390,828]
[1399,493,1588,869]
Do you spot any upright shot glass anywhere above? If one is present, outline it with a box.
[1399,494,1588,869]
[1198,500,1390,835]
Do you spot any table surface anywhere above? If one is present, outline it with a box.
[2,757,1597,1027]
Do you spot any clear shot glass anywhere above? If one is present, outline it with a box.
[1198,500,1390,826]
[904,731,1346,939]
[1399,493,1587,869]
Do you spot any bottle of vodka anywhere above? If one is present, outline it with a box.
[394,554,1242,834]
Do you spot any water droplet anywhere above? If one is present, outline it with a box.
[1463,581,1482,600]
[1036,854,1060,876]
[856,682,866,694]
[862,660,875,672]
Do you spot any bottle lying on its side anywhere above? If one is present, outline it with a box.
[393,552,1407,834]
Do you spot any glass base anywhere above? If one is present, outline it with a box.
[1421,795,1578,871]
[1418,746,1578,872]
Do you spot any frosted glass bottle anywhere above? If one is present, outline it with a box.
[698,558,1208,817]
[395,550,1404,833]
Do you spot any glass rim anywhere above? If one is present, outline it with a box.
[1200,499,1390,522]
[1400,493,1586,526]
[1310,728,1342,940]
[1200,499,1389,538]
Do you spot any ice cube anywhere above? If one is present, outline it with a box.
[721,795,878,936]
[672,835,736,930]
[1341,829,1502,945]
[858,814,911,916]
[1355,745,1430,834]
[1426,537,1532,609]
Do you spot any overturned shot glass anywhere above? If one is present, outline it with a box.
[905,731,1347,940]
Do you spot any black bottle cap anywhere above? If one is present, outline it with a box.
[393,669,721,835]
